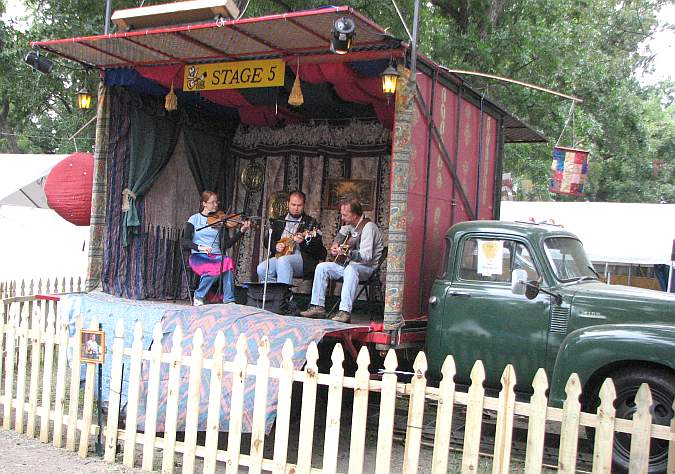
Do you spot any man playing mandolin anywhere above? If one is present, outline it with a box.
[257,190,326,285]
[300,197,384,323]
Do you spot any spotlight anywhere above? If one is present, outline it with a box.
[330,17,356,55]
[76,88,93,110]
[381,63,400,96]
[24,50,53,74]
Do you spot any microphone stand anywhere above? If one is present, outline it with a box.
[262,224,274,310]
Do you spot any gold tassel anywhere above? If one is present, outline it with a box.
[288,57,304,107]
[165,83,178,111]
[288,74,304,107]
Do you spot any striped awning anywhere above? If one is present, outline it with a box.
[32,6,401,69]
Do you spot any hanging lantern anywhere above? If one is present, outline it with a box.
[165,83,178,111]
[44,152,94,226]
[380,64,400,96]
[549,146,589,196]
[76,88,92,110]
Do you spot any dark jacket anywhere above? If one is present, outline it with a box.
[181,221,243,252]
[265,213,327,276]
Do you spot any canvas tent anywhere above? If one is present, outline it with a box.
[0,154,69,208]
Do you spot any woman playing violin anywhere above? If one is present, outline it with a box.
[181,190,251,306]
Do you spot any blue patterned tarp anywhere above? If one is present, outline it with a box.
[136,303,350,434]
[59,292,350,434]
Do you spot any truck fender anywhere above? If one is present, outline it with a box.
[548,324,675,406]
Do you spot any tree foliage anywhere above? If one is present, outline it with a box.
[0,0,672,202]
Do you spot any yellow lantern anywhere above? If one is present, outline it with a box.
[76,88,92,110]
[380,64,400,96]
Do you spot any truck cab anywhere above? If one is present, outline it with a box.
[426,220,675,472]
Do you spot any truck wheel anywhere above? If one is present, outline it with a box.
[609,367,674,474]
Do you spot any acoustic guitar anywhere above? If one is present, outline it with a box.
[331,217,370,267]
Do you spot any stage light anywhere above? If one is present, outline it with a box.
[330,17,356,55]
[381,63,400,96]
[76,88,93,110]
[24,50,53,74]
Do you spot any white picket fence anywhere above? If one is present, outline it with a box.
[0,276,83,299]
[0,294,674,473]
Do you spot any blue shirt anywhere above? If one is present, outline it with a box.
[188,213,221,254]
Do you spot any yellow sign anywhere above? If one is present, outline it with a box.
[183,59,285,91]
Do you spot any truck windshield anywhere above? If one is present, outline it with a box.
[543,237,597,282]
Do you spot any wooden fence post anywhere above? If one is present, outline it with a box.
[27,306,44,437]
[668,398,675,474]
[402,351,428,474]
[141,323,164,471]
[629,383,653,474]
[557,373,582,474]
[52,316,70,448]
[15,305,30,434]
[65,314,82,451]
[3,307,17,430]
[347,346,371,474]
[296,342,319,473]
[375,349,398,474]
[122,321,144,467]
[492,364,517,474]
[182,329,204,474]
[592,378,616,474]
[39,303,56,442]
[524,369,548,474]
[461,360,486,473]
[250,337,271,474]
[224,333,248,474]
[104,319,125,462]
[322,344,345,474]
[204,331,226,474]
[161,326,184,474]
[431,356,456,474]
[79,317,99,458]
[272,339,295,474]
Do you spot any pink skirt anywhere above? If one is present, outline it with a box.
[188,253,235,277]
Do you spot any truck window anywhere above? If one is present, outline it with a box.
[459,238,539,283]
[544,237,596,282]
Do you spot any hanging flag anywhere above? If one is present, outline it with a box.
[549,146,589,196]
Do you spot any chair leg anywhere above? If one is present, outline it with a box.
[180,255,193,305]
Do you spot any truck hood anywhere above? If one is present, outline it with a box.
[569,282,675,325]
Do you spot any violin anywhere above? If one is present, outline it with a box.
[206,211,257,229]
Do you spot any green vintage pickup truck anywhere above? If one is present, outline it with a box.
[425,220,675,473]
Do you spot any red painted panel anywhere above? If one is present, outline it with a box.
[402,73,432,317]
[479,114,499,219]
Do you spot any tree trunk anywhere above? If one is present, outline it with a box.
[0,98,20,153]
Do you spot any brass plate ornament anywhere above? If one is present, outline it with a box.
[240,162,264,193]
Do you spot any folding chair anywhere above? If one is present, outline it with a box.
[327,246,388,314]
[179,248,199,304]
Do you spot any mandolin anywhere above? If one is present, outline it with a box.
[274,227,319,258]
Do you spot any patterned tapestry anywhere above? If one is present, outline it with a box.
[230,122,392,287]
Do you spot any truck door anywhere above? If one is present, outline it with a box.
[442,234,549,390]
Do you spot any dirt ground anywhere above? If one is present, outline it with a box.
[0,430,144,474]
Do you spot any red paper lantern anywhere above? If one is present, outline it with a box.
[44,152,94,226]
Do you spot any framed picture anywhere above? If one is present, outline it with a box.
[324,178,375,211]
[80,329,105,364]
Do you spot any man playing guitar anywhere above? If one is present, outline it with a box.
[257,190,326,285]
[300,197,384,323]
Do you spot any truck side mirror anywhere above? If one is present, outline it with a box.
[511,269,528,295]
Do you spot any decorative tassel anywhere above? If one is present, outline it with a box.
[288,57,304,107]
[165,83,178,111]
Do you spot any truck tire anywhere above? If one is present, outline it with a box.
[608,367,674,474]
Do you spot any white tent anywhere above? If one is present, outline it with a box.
[0,154,89,282]
[0,154,69,208]
[500,201,675,265]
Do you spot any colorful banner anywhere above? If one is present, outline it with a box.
[549,146,589,196]
[183,59,285,91]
